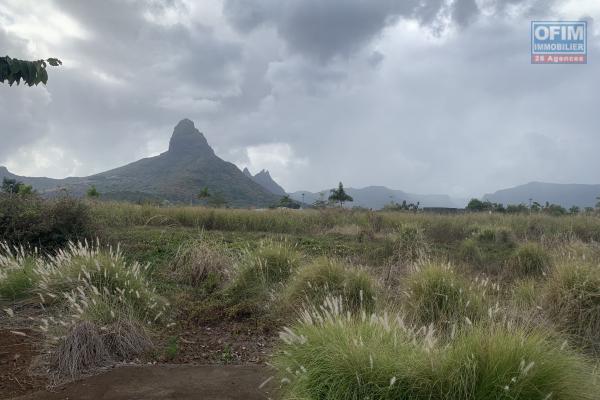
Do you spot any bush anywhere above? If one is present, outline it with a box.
[402,263,485,332]
[0,193,93,250]
[543,262,600,353]
[508,243,551,277]
[225,241,301,316]
[275,306,598,400]
[282,258,377,315]
[170,239,232,291]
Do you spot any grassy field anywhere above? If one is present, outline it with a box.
[2,201,600,399]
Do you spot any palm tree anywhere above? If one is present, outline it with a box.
[328,182,353,208]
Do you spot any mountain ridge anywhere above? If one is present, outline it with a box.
[483,181,600,208]
[243,167,286,196]
[0,119,279,207]
[290,186,465,209]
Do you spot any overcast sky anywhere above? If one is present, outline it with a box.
[1,0,599,197]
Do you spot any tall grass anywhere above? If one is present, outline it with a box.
[225,240,301,316]
[170,238,232,291]
[543,261,600,354]
[508,243,551,278]
[275,300,599,400]
[401,263,488,333]
[0,243,40,300]
[282,258,377,315]
[91,202,600,242]
[1,241,167,382]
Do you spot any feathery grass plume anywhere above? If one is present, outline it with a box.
[0,242,40,300]
[401,263,486,334]
[282,257,377,315]
[170,238,232,290]
[36,241,168,324]
[437,324,599,400]
[274,297,435,400]
[275,299,599,400]
[543,261,600,354]
[225,240,300,315]
[508,243,551,278]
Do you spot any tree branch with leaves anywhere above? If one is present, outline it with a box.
[0,56,62,86]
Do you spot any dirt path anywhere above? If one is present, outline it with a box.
[14,365,276,400]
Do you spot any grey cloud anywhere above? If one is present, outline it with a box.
[1,0,597,199]
[223,0,558,62]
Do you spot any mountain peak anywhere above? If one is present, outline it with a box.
[168,118,214,156]
[242,167,252,177]
[255,169,271,177]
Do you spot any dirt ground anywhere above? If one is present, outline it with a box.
[14,364,275,400]
[0,329,47,399]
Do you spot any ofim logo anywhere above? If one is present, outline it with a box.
[531,21,587,64]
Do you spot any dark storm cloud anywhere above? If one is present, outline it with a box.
[0,0,597,197]
[223,0,560,61]
[0,0,244,175]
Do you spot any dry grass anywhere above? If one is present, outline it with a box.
[49,319,153,384]
[170,239,232,288]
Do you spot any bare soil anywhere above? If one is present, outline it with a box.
[14,364,275,400]
[0,329,46,399]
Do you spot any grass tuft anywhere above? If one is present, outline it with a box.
[402,263,486,332]
[282,257,377,315]
[508,243,551,277]
[543,262,600,354]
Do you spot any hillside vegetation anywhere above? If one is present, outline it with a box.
[2,199,600,399]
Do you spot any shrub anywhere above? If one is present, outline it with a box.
[225,241,301,315]
[47,196,93,248]
[0,193,93,250]
[402,263,485,332]
[543,262,600,353]
[508,243,551,277]
[282,258,377,315]
[170,239,232,291]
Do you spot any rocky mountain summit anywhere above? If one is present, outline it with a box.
[0,119,280,207]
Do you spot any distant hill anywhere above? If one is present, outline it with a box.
[243,167,286,196]
[0,119,280,207]
[290,186,463,209]
[483,182,600,208]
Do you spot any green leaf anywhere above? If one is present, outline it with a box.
[40,68,48,85]
[46,58,62,66]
